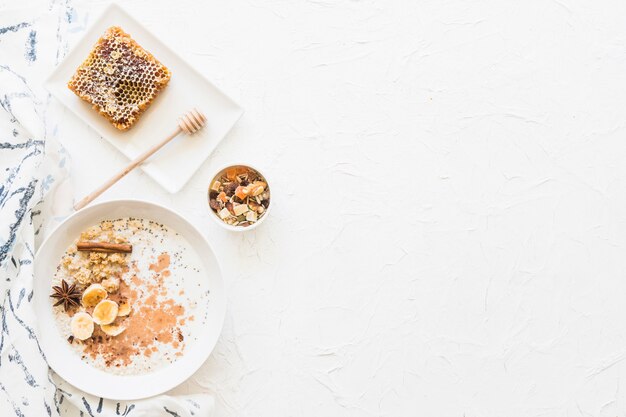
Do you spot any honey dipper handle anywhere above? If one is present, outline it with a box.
[73,126,183,211]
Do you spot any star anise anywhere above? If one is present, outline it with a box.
[50,280,81,312]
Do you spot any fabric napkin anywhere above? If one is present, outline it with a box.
[0,2,214,416]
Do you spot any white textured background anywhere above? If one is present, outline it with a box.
[39,0,626,415]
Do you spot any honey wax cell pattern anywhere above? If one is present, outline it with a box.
[68,26,171,131]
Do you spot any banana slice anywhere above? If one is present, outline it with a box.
[70,312,94,340]
[81,284,107,307]
[101,323,126,337]
[117,301,131,317]
[92,300,118,325]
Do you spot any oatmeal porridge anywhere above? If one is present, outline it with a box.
[51,218,210,375]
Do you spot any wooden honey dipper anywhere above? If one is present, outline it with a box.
[74,109,207,210]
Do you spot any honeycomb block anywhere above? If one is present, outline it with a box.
[68,26,171,131]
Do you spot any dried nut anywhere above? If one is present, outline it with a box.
[209,199,220,211]
[257,206,265,214]
[233,204,249,216]
[249,181,267,196]
[219,207,231,219]
[225,182,239,194]
[210,180,221,192]
[246,211,258,222]
[225,202,235,215]
[248,200,260,211]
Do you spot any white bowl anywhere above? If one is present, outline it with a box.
[207,163,272,232]
[33,199,226,400]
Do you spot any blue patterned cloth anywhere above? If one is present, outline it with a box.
[0,2,213,416]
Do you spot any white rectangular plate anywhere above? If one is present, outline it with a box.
[46,3,243,193]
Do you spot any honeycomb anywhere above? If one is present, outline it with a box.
[68,26,171,131]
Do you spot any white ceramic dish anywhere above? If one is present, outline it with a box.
[34,200,226,400]
[45,3,243,193]
[207,163,272,232]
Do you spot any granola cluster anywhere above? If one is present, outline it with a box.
[208,166,270,227]
[60,221,130,285]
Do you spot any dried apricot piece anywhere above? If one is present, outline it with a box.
[225,167,247,181]
[235,186,249,200]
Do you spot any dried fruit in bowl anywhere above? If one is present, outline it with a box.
[209,166,270,227]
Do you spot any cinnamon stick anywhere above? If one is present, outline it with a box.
[76,241,132,253]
